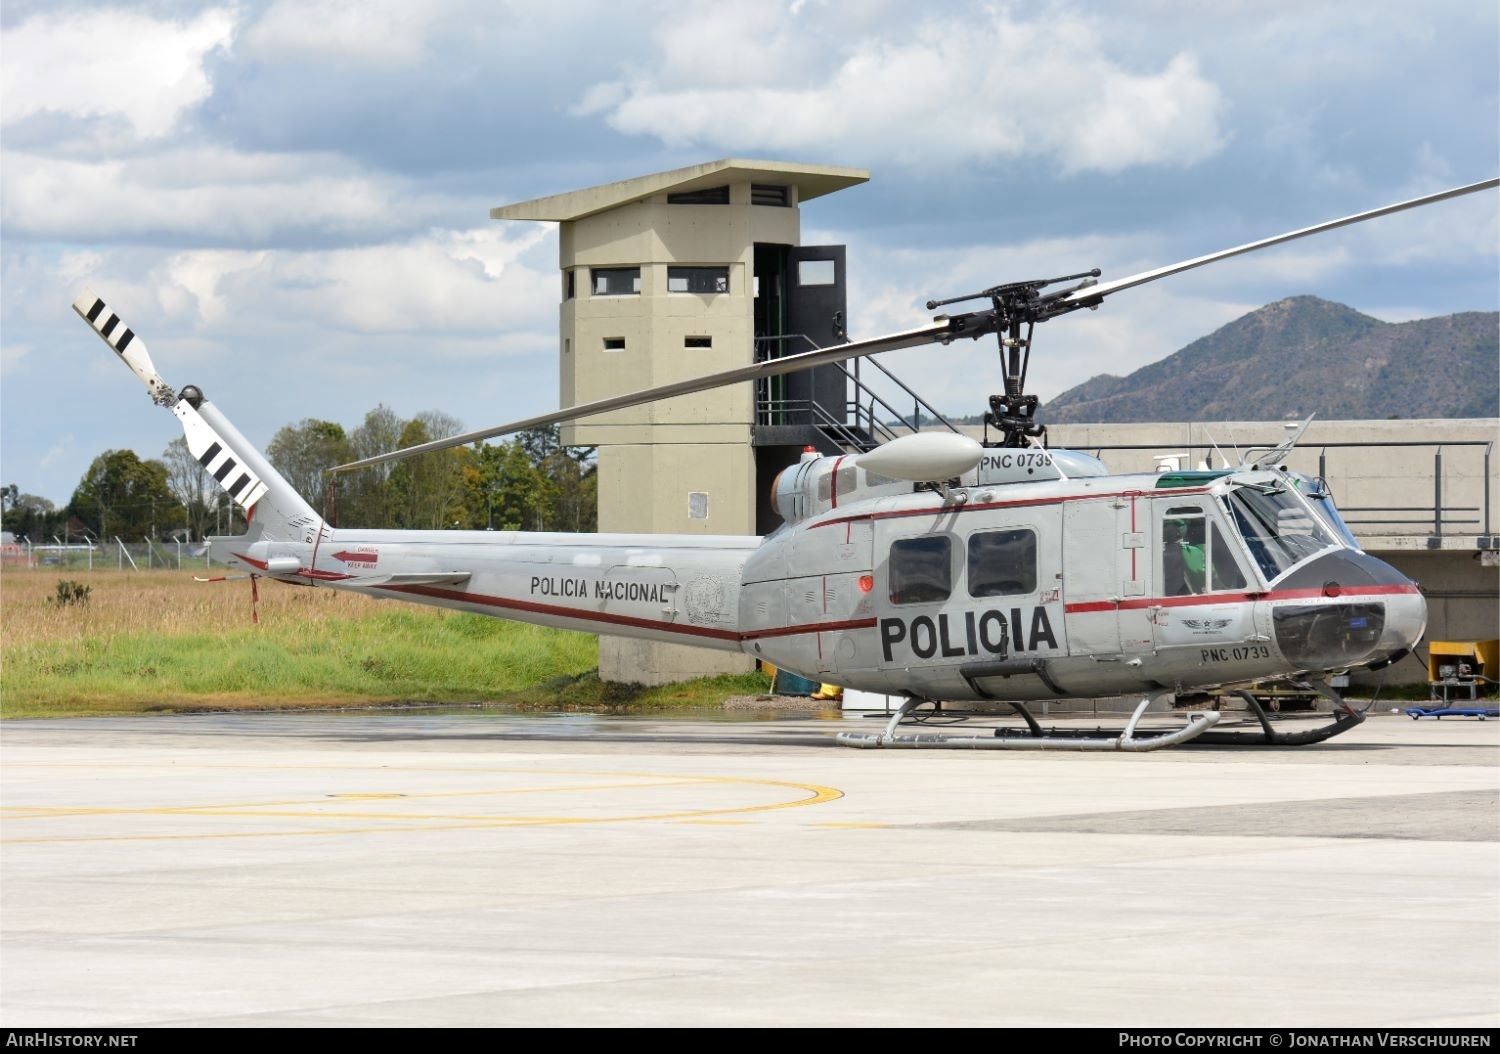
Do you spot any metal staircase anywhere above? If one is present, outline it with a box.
[752,335,960,455]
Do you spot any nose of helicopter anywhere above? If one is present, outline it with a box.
[1272,550,1427,669]
[1375,569,1428,659]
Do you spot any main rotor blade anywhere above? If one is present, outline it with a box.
[1056,178,1499,307]
[331,319,966,472]
[333,176,1497,474]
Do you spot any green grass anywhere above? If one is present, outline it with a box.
[0,569,773,717]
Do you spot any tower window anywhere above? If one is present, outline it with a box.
[563,269,575,299]
[668,185,730,205]
[751,184,789,206]
[798,259,836,286]
[668,266,729,294]
[684,336,712,349]
[603,337,626,352]
[592,267,640,296]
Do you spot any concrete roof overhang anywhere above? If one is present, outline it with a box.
[491,158,869,222]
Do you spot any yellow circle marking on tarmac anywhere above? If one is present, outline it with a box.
[1,777,718,819]
[0,766,844,844]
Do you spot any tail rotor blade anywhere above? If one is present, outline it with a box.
[71,288,177,407]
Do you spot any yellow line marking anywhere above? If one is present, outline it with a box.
[0,778,722,820]
[1,767,844,844]
[3,762,757,777]
[675,820,755,826]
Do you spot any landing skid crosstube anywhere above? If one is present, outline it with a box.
[835,684,1365,751]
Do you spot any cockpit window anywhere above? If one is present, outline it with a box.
[1160,505,1247,595]
[1223,484,1337,581]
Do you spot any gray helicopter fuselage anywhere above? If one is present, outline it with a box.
[214,448,1425,703]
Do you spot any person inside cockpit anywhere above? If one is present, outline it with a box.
[1163,518,1206,595]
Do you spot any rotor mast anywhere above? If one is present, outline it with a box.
[926,269,1102,447]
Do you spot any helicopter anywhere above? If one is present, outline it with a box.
[74,177,1498,751]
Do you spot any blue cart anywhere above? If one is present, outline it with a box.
[1406,705,1498,720]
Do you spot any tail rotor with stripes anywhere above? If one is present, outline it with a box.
[73,288,322,543]
[72,287,176,407]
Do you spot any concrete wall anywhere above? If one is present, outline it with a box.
[1373,549,1500,689]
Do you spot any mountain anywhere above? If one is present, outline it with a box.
[1043,297,1499,422]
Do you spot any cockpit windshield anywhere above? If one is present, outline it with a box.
[1222,483,1339,581]
[1308,493,1362,552]
[1292,475,1364,551]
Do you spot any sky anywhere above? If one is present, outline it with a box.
[2,0,1497,507]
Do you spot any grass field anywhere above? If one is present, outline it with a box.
[0,568,771,717]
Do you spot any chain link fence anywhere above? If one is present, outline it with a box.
[1,538,220,572]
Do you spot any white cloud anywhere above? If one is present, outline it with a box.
[590,7,1226,172]
[1065,54,1226,173]
[0,148,478,245]
[0,7,235,139]
[39,434,76,470]
[163,250,270,326]
[1,344,32,375]
[242,0,450,66]
[135,224,557,341]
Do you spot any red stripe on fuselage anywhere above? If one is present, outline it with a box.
[373,583,741,640]
[233,556,870,642]
[743,617,876,641]
[371,583,877,643]
[1063,583,1420,614]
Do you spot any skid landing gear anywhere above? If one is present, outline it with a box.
[835,690,1220,751]
[1190,682,1367,746]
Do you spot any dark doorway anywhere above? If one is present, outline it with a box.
[784,245,848,419]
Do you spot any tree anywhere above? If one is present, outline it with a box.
[338,405,405,527]
[162,437,217,540]
[68,450,182,541]
[467,440,547,531]
[538,446,597,533]
[514,425,598,532]
[266,418,350,512]
[387,412,470,529]
[0,491,65,541]
[515,425,562,464]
